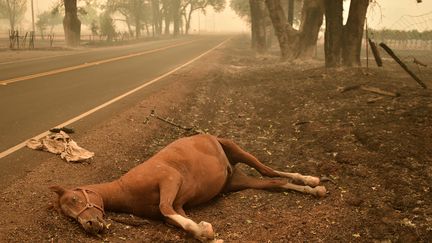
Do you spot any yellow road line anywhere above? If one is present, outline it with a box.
[0,39,198,85]
[0,37,231,160]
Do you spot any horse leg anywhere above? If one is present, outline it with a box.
[158,176,219,242]
[225,167,326,197]
[218,138,320,187]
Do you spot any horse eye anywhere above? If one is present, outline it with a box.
[72,196,78,202]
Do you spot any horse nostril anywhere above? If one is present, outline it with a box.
[87,221,93,226]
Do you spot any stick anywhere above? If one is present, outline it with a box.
[149,110,204,134]
[360,85,400,97]
[379,43,427,89]
[368,38,382,67]
[337,84,362,93]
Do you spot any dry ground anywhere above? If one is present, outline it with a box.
[0,36,431,242]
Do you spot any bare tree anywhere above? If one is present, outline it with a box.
[0,0,27,31]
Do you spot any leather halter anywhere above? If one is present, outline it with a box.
[73,188,105,219]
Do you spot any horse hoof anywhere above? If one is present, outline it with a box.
[197,221,215,240]
[314,186,327,198]
[304,176,320,187]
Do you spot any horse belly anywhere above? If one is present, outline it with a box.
[182,159,229,207]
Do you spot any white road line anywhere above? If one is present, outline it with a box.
[0,37,231,160]
[0,39,198,85]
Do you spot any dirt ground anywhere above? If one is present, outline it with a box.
[0,36,431,242]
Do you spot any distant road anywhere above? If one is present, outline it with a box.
[0,35,229,158]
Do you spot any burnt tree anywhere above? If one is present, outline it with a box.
[63,0,81,47]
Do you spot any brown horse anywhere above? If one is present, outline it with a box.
[50,134,326,242]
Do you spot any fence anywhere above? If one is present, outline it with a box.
[0,30,144,50]
[367,11,432,83]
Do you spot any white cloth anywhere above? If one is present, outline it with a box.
[26,131,94,162]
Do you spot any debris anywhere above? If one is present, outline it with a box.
[352,233,361,238]
[360,86,400,97]
[147,110,203,135]
[401,218,416,228]
[338,84,362,93]
[338,84,400,97]
[49,127,75,134]
[26,131,94,162]
[379,42,427,89]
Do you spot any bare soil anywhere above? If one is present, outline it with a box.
[0,36,431,242]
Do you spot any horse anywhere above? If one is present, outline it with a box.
[50,134,326,242]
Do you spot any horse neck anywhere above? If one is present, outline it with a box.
[83,180,129,213]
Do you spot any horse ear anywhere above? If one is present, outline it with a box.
[49,185,66,196]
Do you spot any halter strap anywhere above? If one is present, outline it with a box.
[73,188,105,219]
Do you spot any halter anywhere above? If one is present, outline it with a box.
[73,188,105,219]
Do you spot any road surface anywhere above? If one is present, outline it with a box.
[0,35,229,186]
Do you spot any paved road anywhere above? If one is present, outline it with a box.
[0,35,228,156]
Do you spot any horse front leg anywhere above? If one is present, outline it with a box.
[158,176,222,242]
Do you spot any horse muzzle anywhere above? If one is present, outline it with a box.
[79,216,107,234]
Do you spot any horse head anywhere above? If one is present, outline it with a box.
[50,185,107,234]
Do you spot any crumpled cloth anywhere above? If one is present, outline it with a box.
[26,131,94,162]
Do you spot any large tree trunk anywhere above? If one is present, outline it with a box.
[265,0,291,59]
[342,0,369,66]
[249,0,267,53]
[324,0,343,67]
[63,0,81,47]
[295,0,324,59]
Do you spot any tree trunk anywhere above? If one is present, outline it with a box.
[265,0,291,59]
[287,0,294,26]
[185,5,193,35]
[63,0,81,47]
[295,0,324,59]
[324,0,343,67]
[249,0,267,53]
[135,18,141,39]
[151,0,162,36]
[172,0,181,37]
[342,0,369,66]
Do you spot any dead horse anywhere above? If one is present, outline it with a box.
[50,134,326,242]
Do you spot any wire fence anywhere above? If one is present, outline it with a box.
[367,11,432,84]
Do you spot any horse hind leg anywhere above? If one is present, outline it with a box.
[218,138,320,187]
[225,167,326,197]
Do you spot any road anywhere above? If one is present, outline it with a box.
[0,35,228,159]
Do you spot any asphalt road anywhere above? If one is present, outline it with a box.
[0,35,228,158]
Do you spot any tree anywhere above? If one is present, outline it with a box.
[265,0,324,60]
[0,0,27,31]
[105,0,150,39]
[36,10,63,38]
[181,0,225,35]
[249,0,267,53]
[324,0,370,67]
[100,11,116,41]
[151,0,163,35]
[63,0,81,47]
